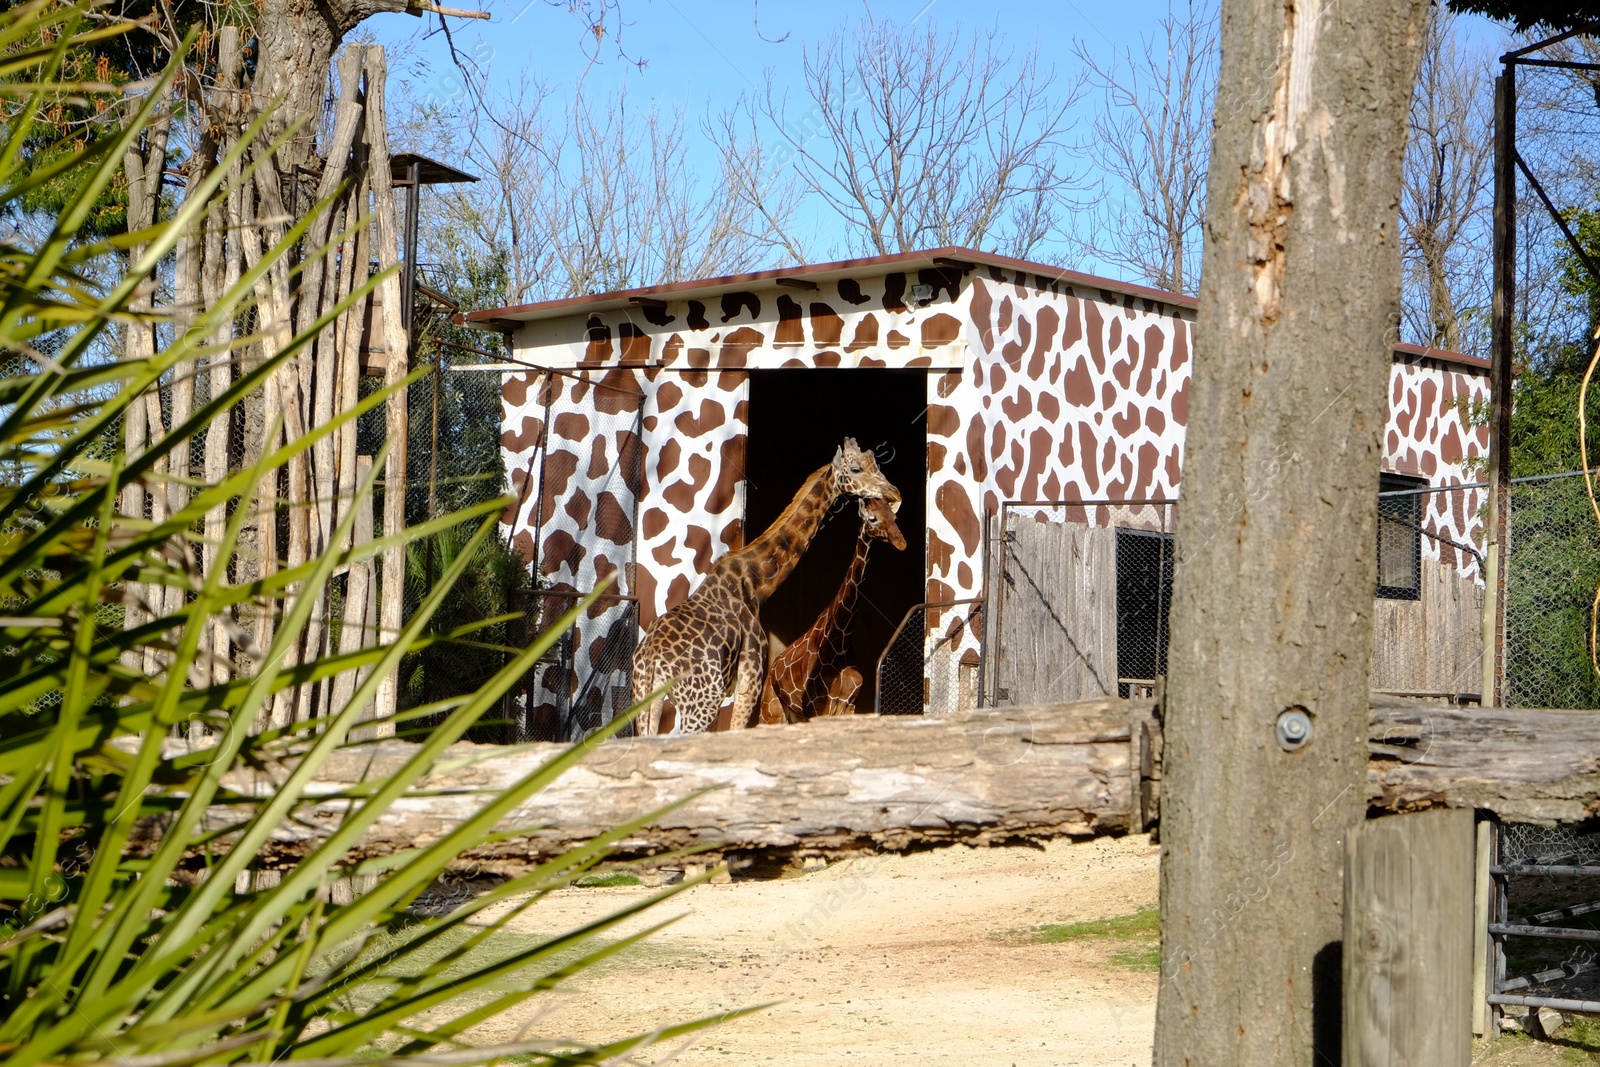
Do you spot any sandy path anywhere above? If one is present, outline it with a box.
[475,835,1160,1066]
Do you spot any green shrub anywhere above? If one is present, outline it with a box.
[0,8,729,1063]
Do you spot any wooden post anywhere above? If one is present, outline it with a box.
[1472,817,1492,1035]
[367,46,406,737]
[1484,66,1516,709]
[335,455,378,726]
[1344,807,1474,1066]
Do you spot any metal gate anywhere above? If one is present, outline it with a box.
[1487,821,1600,1021]
[989,499,1176,707]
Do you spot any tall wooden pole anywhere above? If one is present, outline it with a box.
[369,47,406,737]
[1483,66,1516,710]
[1153,2,1430,1063]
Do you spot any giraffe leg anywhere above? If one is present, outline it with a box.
[726,626,766,731]
[758,674,785,726]
[823,668,864,716]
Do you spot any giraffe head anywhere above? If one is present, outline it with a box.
[832,438,902,512]
[858,495,907,550]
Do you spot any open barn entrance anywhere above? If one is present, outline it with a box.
[743,369,927,714]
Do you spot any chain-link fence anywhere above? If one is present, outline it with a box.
[874,599,985,715]
[990,500,1175,706]
[1505,472,1600,709]
[394,360,525,740]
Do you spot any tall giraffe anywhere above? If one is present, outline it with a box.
[631,439,901,736]
[759,497,906,724]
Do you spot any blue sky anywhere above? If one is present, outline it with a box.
[364,0,1509,279]
[375,0,1165,108]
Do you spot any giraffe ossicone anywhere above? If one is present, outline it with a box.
[631,438,901,736]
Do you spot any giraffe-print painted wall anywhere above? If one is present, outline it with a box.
[499,368,643,738]
[501,268,973,632]
[1386,350,1492,579]
[490,250,1491,720]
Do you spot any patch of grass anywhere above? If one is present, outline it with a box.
[574,873,642,888]
[1110,942,1161,972]
[1471,1015,1600,1065]
[998,905,1161,973]
[1028,906,1160,945]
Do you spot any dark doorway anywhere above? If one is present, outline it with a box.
[743,369,926,712]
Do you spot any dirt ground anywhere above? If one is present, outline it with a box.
[475,835,1161,1066]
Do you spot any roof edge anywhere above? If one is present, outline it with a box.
[458,246,1487,373]
[460,246,1197,325]
[1393,341,1490,372]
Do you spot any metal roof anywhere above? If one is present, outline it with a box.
[461,247,1192,326]
[390,152,478,186]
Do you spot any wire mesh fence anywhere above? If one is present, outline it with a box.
[1505,472,1600,709]
[874,599,985,715]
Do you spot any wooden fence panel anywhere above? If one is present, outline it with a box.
[996,519,1117,704]
[1345,808,1474,1067]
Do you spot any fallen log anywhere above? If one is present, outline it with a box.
[1367,699,1600,824]
[248,700,1153,872]
[235,698,1600,873]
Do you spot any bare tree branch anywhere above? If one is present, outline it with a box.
[398,77,793,304]
[1071,1,1216,295]
[1399,7,1494,354]
[714,14,1088,260]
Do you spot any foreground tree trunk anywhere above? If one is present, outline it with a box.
[1154,3,1429,1065]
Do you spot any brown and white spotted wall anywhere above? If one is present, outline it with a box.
[918,268,1195,707]
[501,269,974,630]
[495,253,1491,722]
[1386,350,1492,579]
[500,368,644,738]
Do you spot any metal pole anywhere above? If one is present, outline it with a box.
[402,160,420,336]
[426,348,440,591]
[1483,66,1516,710]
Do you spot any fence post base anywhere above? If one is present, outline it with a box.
[1344,807,1475,1065]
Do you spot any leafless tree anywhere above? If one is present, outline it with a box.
[401,79,791,304]
[1072,1,1217,295]
[712,14,1088,261]
[1399,8,1495,354]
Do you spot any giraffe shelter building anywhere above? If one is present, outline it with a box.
[465,248,1491,741]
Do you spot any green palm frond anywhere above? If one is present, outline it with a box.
[0,6,734,1065]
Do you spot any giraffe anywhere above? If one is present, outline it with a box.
[759,496,906,724]
[630,439,901,736]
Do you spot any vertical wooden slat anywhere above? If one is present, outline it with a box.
[1344,807,1474,1066]
[367,46,406,738]
[202,27,241,685]
[997,518,1117,703]
[334,455,377,723]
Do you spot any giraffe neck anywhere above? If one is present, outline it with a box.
[817,529,874,649]
[731,464,841,603]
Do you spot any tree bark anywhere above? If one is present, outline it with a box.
[367,46,407,737]
[250,0,411,172]
[119,114,170,674]
[1155,3,1430,1065]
